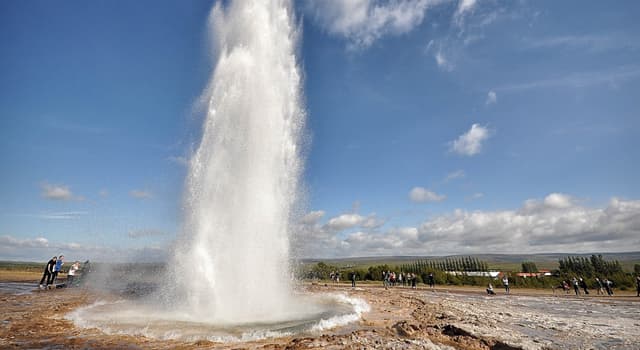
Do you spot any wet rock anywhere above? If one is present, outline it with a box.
[441,324,474,338]
[392,321,421,337]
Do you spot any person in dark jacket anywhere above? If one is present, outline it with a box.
[579,278,589,295]
[39,256,57,288]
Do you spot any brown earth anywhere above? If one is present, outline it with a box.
[1,280,638,349]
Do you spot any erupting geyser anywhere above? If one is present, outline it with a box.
[68,0,367,341]
[167,0,304,324]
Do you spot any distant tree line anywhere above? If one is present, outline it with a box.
[521,261,538,273]
[558,255,623,278]
[400,256,489,274]
[298,254,639,290]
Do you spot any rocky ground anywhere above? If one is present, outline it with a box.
[1,281,638,349]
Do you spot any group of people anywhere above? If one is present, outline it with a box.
[486,276,510,295]
[382,271,427,289]
[553,277,615,296]
[38,254,84,289]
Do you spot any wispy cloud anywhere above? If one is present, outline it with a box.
[444,170,465,183]
[130,190,153,199]
[44,116,111,135]
[449,123,492,156]
[305,0,438,49]
[434,49,454,71]
[167,155,189,166]
[128,229,167,238]
[453,0,478,27]
[523,34,637,53]
[39,211,87,220]
[409,187,446,203]
[486,90,497,105]
[498,65,640,92]
[466,192,484,201]
[40,182,83,201]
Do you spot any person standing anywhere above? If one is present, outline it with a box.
[579,278,589,295]
[602,278,612,296]
[39,256,57,288]
[351,271,356,288]
[67,261,80,287]
[502,276,510,294]
[636,275,640,297]
[428,272,435,289]
[595,277,604,295]
[51,255,64,284]
[572,277,580,296]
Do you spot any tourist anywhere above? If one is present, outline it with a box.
[579,278,589,295]
[67,261,80,287]
[502,276,510,294]
[39,256,57,288]
[428,272,435,289]
[351,271,356,288]
[398,272,403,287]
[636,275,640,297]
[562,280,570,294]
[572,277,580,296]
[595,277,604,295]
[603,278,613,296]
[411,273,417,289]
[486,283,495,295]
[51,255,64,284]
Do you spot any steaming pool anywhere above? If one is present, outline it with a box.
[67,293,369,342]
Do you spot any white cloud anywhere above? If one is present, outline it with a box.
[40,182,83,201]
[409,187,446,203]
[449,123,492,156]
[305,0,436,49]
[325,213,366,231]
[300,210,326,225]
[99,189,109,198]
[0,234,167,263]
[361,215,386,229]
[294,195,640,258]
[543,193,572,209]
[0,235,49,248]
[486,90,497,105]
[453,0,478,27]
[309,211,385,232]
[130,190,153,199]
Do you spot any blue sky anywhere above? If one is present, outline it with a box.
[1,0,639,261]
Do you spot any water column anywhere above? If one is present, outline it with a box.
[169,0,305,324]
